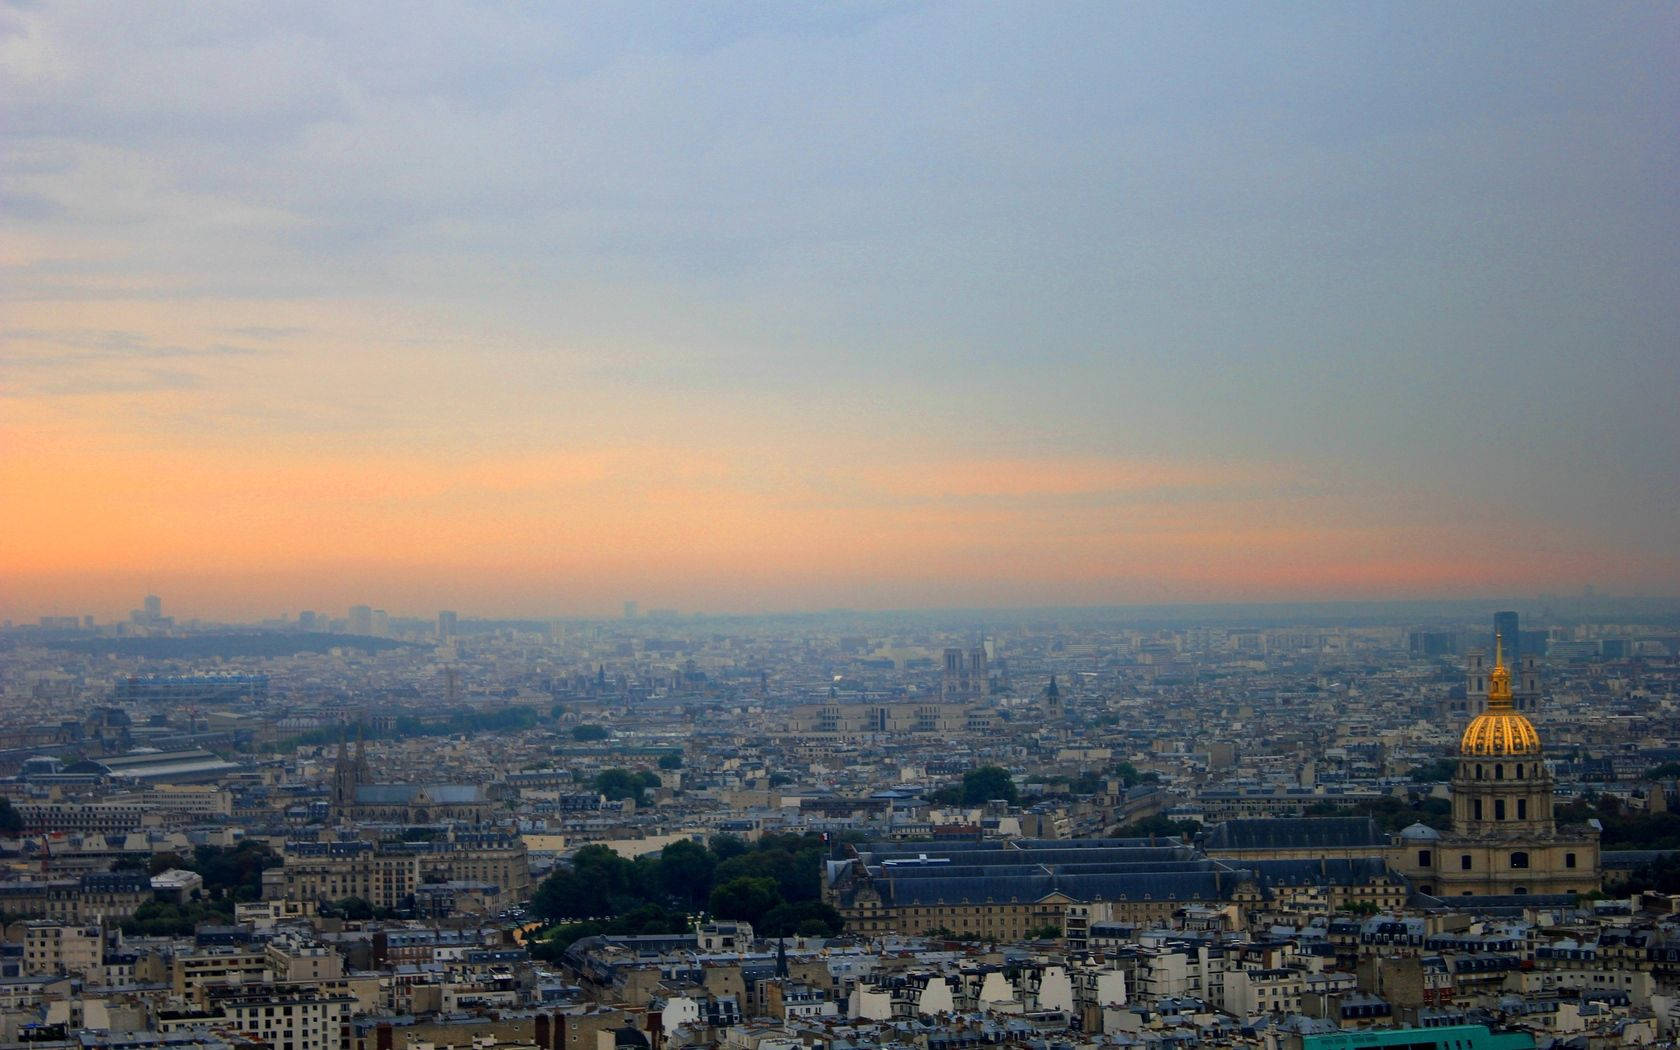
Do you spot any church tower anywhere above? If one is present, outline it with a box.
[1408,633,1600,897]
[331,726,362,811]
[1451,634,1553,838]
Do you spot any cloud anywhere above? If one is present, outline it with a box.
[0,3,1675,615]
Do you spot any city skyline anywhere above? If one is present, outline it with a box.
[4,3,1677,620]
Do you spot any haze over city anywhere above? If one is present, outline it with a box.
[3,3,1677,621]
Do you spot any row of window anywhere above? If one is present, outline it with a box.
[1419,850,1576,870]
[1470,762,1538,780]
[1471,797,1529,821]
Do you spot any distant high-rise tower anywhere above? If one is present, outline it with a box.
[1493,611,1520,668]
[437,610,458,642]
[143,594,162,620]
[348,605,373,635]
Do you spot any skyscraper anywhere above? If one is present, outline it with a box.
[1493,610,1519,667]
[437,610,458,641]
[348,605,373,635]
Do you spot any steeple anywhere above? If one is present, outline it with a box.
[353,722,372,783]
[1486,632,1514,711]
[1460,631,1541,757]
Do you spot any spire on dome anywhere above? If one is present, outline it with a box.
[1486,631,1514,710]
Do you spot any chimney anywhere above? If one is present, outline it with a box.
[376,1023,393,1050]
[646,1011,662,1050]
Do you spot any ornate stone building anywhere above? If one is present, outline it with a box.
[329,731,493,825]
[1390,636,1599,897]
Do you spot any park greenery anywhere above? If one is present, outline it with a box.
[529,833,845,958]
[116,841,281,936]
[1408,758,1458,783]
[1557,794,1680,850]
[1303,794,1454,832]
[593,768,661,801]
[571,724,611,741]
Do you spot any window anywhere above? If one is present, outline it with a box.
[1495,764,1504,780]
[1461,855,1473,870]
[1516,764,1524,780]
[1517,799,1527,819]
[1418,850,1432,867]
[1565,852,1576,869]
[1476,764,1483,780]
[1495,799,1506,820]
[1474,799,1483,820]
[1511,852,1529,869]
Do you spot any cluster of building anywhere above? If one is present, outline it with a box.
[0,600,1677,1047]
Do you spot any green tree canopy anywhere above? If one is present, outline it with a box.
[1409,759,1458,783]
[657,839,715,908]
[571,724,610,741]
[709,876,780,924]
[593,768,658,801]
[960,765,1018,805]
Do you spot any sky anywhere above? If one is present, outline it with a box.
[2,2,1677,622]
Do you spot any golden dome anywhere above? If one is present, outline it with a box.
[1460,711,1542,755]
[1459,632,1542,757]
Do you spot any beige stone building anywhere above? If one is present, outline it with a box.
[1388,637,1599,897]
[266,834,529,913]
[783,701,995,740]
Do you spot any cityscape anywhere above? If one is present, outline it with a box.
[3,4,1679,1050]
[2,597,1680,1048]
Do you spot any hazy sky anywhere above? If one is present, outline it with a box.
[3,2,1677,621]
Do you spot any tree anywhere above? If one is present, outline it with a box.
[1646,762,1680,780]
[710,834,749,861]
[708,876,781,925]
[960,766,1018,805]
[759,900,844,938]
[658,840,715,908]
[657,752,683,770]
[594,768,650,801]
[571,724,610,741]
[1029,924,1063,939]
[328,896,374,920]
[1409,759,1457,783]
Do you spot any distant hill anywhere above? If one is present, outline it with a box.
[47,633,422,659]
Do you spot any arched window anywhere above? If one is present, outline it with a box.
[1517,799,1527,820]
[1495,799,1506,820]
[1418,850,1432,868]
[1473,800,1483,820]
[1511,852,1529,869]
[1476,764,1483,780]
[1516,764,1524,779]
[1495,764,1504,780]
